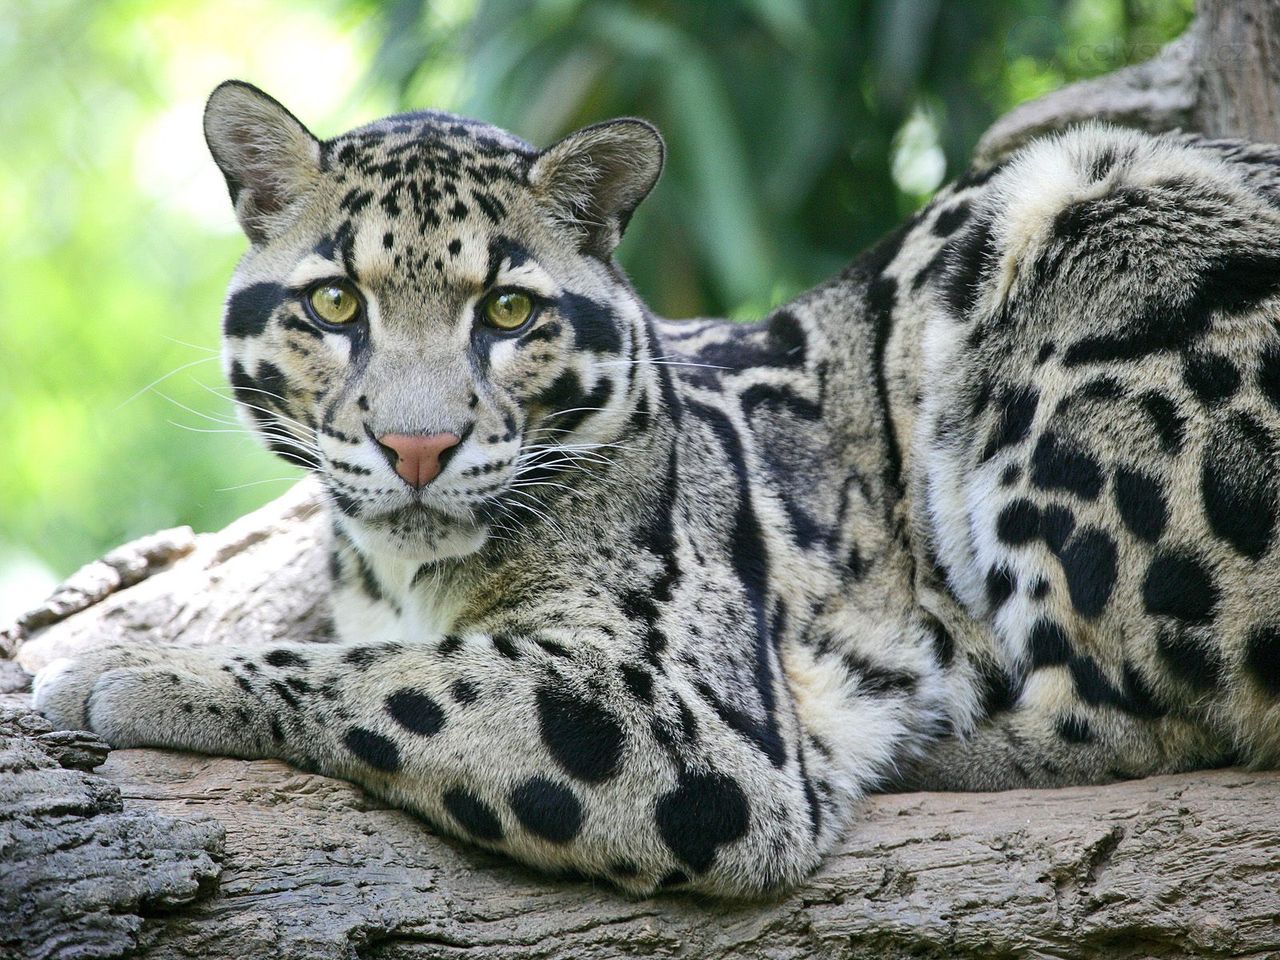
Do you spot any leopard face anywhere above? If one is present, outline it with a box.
[205,82,664,563]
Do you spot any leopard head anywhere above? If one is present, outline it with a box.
[204,81,664,564]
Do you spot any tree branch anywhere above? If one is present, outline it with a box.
[7,2,1280,955]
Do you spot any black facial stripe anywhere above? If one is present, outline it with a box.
[225,282,284,339]
[281,316,323,339]
[558,291,624,355]
[484,236,532,289]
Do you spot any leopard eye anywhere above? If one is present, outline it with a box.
[307,281,361,325]
[480,290,534,331]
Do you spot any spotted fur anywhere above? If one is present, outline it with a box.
[31,84,1280,895]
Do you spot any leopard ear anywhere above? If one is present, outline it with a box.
[204,81,322,244]
[530,118,664,257]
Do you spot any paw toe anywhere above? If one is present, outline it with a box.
[32,656,93,731]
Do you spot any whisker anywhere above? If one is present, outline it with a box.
[116,355,222,411]
[215,476,304,492]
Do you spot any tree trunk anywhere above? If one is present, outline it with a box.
[976,0,1280,164]
[6,1,1280,956]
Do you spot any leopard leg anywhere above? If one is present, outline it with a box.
[889,665,1234,791]
[34,631,865,897]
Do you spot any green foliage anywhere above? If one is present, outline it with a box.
[0,0,1192,608]
[370,0,1193,318]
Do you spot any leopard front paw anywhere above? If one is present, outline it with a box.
[32,647,157,742]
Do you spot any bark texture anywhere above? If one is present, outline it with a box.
[8,482,1280,959]
[8,1,1280,955]
[4,681,1280,960]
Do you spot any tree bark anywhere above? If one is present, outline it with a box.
[7,2,1280,956]
[976,0,1280,165]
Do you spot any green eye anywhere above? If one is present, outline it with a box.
[481,290,534,331]
[308,281,361,325]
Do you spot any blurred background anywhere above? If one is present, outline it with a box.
[1,0,1193,616]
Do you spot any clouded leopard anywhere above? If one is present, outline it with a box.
[33,81,1280,895]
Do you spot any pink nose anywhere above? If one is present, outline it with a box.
[376,432,461,488]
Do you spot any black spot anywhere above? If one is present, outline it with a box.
[739,382,821,422]
[654,770,750,873]
[344,646,385,668]
[1183,352,1240,405]
[1056,715,1092,744]
[264,649,307,669]
[438,635,463,656]
[1113,467,1168,543]
[386,689,445,737]
[344,727,400,772]
[764,309,807,367]
[932,199,971,237]
[442,787,503,841]
[620,664,654,703]
[1063,250,1280,366]
[270,680,300,709]
[1068,655,1119,708]
[1143,552,1219,624]
[535,686,625,783]
[492,634,521,660]
[986,566,1016,610]
[1028,619,1071,668]
[1001,464,1022,487]
[940,217,996,317]
[533,636,571,659]
[1202,412,1277,560]
[981,386,1039,460]
[1087,145,1119,181]
[843,654,917,696]
[1030,577,1051,599]
[923,614,955,668]
[1258,341,1280,409]
[224,282,283,339]
[1119,661,1166,719]
[976,659,1023,717]
[1138,392,1186,454]
[450,679,478,705]
[1040,504,1076,555]
[1075,376,1126,405]
[1243,625,1280,696]
[1155,625,1224,691]
[508,776,584,843]
[1059,527,1118,619]
[1031,433,1104,500]
[447,237,462,256]
[996,499,1041,545]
